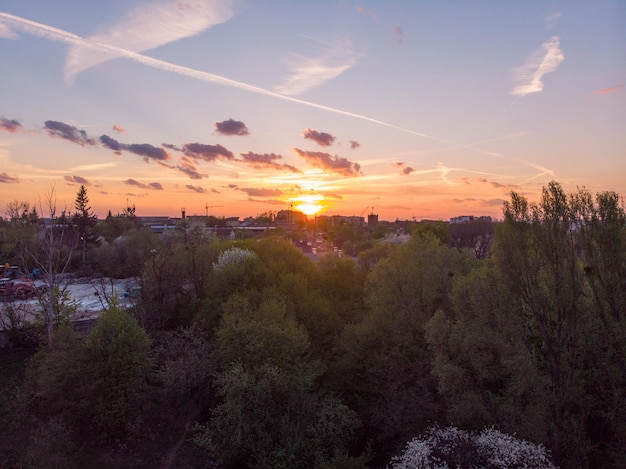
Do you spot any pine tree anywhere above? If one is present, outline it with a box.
[72,185,99,265]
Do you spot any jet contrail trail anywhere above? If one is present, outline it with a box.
[0,11,554,181]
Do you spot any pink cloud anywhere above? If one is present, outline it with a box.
[592,84,623,95]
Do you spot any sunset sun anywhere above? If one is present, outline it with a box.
[292,194,325,216]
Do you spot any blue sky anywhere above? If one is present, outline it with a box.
[1,0,624,220]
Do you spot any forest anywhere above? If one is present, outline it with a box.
[0,181,624,469]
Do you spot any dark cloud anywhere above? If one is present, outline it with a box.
[0,117,22,133]
[349,140,360,149]
[238,187,284,197]
[393,26,404,44]
[293,148,361,177]
[0,172,20,183]
[239,152,302,173]
[183,143,234,161]
[113,124,125,133]
[100,134,122,151]
[322,192,343,200]
[478,178,517,190]
[100,135,170,162]
[186,184,207,194]
[248,198,287,206]
[228,184,238,189]
[64,175,91,186]
[175,157,208,180]
[162,143,182,151]
[452,197,506,207]
[45,120,96,146]
[303,128,336,147]
[392,161,415,175]
[123,178,164,190]
[215,118,249,136]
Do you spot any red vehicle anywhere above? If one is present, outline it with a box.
[0,278,37,301]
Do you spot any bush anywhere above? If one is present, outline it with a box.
[389,426,556,469]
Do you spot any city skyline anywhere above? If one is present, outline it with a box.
[1,1,624,221]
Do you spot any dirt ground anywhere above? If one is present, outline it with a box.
[0,278,139,330]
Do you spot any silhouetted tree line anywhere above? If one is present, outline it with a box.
[0,181,624,468]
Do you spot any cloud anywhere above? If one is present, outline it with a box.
[186,184,207,194]
[112,124,125,133]
[100,134,170,162]
[45,120,97,146]
[511,36,564,98]
[162,143,182,151]
[303,128,336,147]
[123,178,164,190]
[0,172,20,183]
[239,152,302,173]
[64,175,91,185]
[183,142,234,161]
[175,156,208,179]
[238,187,284,197]
[546,11,561,28]
[0,117,22,133]
[293,148,361,177]
[64,0,235,83]
[393,26,404,44]
[215,118,249,136]
[392,162,415,175]
[274,36,357,96]
[0,11,556,177]
[592,84,623,95]
[349,140,360,149]
[0,22,17,38]
[356,6,376,19]
[477,178,518,191]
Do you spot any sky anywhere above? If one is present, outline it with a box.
[1,0,624,221]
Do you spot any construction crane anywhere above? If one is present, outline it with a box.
[359,205,370,217]
[205,204,222,217]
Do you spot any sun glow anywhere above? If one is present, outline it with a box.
[292,194,325,216]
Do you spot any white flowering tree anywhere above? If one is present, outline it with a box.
[212,247,256,272]
[388,426,556,469]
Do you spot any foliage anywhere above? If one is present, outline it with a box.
[72,185,100,266]
[23,303,153,443]
[495,181,626,468]
[425,265,549,443]
[82,301,153,438]
[196,294,363,467]
[35,286,78,330]
[389,426,556,469]
[212,246,257,271]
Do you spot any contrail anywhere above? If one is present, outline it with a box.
[0,11,554,180]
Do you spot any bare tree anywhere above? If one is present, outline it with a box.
[27,188,79,347]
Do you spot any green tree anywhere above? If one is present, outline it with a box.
[72,185,99,266]
[81,301,153,439]
[196,294,362,468]
[425,265,548,443]
[494,181,626,468]
[330,233,470,463]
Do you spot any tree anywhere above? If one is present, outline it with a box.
[425,265,548,443]
[389,426,556,469]
[23,302,153,444]
[194,295,362,468]
[72,185,99,266]
[27,188,78,347]
[494,181,626,468]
